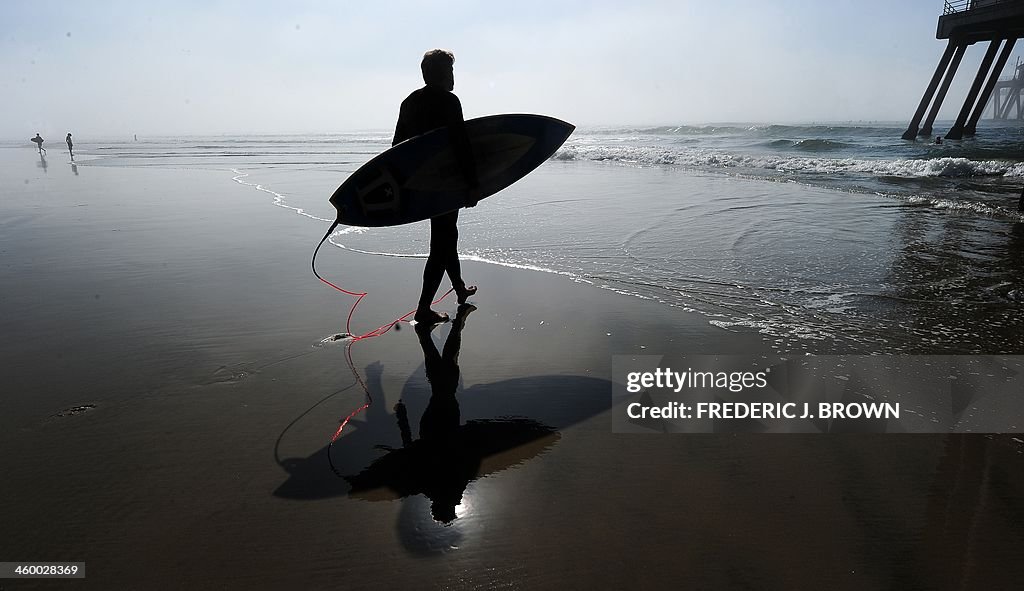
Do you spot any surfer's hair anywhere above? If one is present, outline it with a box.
[421,49,455,86]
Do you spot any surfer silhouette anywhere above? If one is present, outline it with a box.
[393,49,479,325]
[31,133,45,154]
[66,133,74,159]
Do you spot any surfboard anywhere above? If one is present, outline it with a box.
[329,114,574,227]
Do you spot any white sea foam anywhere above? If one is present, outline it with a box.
[326,241,594,284]
[876,191,1024,220]
[554,145,1024,179]
[227,168,595,286]
[230,169,334,223]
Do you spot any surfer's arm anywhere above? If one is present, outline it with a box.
[392,99,413,146]
[392,118,408,147]
[447,95,479,202]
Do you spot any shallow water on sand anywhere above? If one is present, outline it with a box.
[55,124,1023,355]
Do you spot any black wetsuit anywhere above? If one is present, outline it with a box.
[393,86,477,310]
[393,86,466,146]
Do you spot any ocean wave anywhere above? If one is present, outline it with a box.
[582,123,905,138]
[877,192,1024,220]
[553,145,680,165]
[760,138,856,151]
[759,124,902,137]
[793,139,855,151]
[586,125,752,136]
[553,144,1024,179]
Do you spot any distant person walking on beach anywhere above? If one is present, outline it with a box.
[66,133,74,159]
[393,49,479,325]
[31,133,45,154]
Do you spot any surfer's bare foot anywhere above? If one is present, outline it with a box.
[453,304,476,328]
[414,309,449,326]
[455,284,477,304]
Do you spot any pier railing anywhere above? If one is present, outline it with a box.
[944,0,1018,15]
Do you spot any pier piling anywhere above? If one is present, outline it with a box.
[946,38,1001,139]
[965,37,1017,134]
[903,40,960,140]
[922,42,968,136]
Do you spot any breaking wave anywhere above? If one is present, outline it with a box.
[554,144,1024,179]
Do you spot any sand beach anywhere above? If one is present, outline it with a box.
[2,142,1024,589]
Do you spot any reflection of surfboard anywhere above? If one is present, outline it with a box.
[345,418,559,501]
[329,114,574,227]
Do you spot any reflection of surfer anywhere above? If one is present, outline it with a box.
[342,303,565,531]
[393,304,475,522]
[415,304,473,443]
[31,133,46,154]
[393,49,479,325]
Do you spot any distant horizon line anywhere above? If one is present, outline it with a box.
[4,119,1022,143]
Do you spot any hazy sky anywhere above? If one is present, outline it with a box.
[1,0,1015,138]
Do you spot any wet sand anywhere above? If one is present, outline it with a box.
[2,148,1024,589]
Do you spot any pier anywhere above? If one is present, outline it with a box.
[985,57,1024,119]
[902,0,1024,140]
